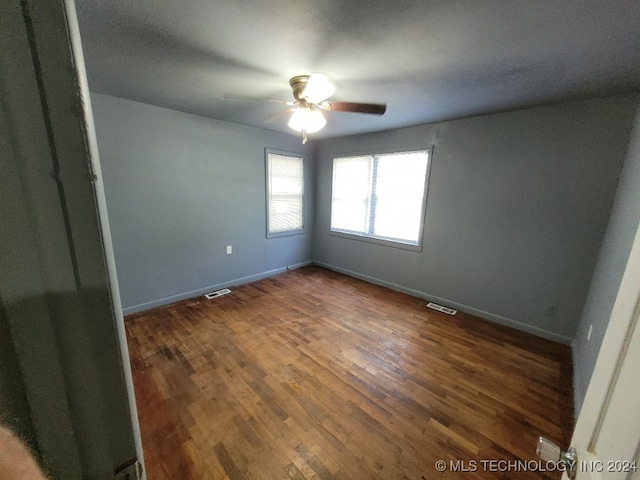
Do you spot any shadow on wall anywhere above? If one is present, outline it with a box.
[2,289,136,478]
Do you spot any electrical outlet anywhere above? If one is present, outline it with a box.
[226,245,232,255]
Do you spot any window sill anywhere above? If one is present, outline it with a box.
[267,229,307,239]
[329,230,423,252]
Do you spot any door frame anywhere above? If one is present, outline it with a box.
[63,0,146,474]
[567,219,640,478]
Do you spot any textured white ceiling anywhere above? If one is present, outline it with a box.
[76,0,640,138]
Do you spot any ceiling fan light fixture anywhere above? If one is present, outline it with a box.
[288,106,326,134]
[302,74,335,103]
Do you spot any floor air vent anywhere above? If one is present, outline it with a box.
[426,302,457,315]
[205,288,231,299]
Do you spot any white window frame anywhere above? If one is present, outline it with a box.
[330,149,431,251]
[265,149,306,238]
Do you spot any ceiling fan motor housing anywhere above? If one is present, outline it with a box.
[289,75,311,101]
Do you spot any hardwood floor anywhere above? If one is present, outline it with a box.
[125,266,573,480]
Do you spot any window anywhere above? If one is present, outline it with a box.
[266,151,305,237]
[331,150,430,247]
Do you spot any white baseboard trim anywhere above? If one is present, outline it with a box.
[314,261,573,345]
[571,343,585,418]
[122,260,313,315]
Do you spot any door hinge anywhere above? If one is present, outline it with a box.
[115,460,143,480]
[537,437,577,479]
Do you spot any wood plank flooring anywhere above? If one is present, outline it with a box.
[125,266,573,480]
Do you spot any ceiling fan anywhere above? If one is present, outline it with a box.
[285,74,387,143]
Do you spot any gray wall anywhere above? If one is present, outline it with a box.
[313,96,638,343]
[92,92,640,416]
[573,106,640,414]
[91,94,313,313]
[92,93,638,347]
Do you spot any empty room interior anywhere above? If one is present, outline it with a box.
[2,1,640,479]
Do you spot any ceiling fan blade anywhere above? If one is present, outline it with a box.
[324,101,386,115]
[263,107,295,124]
[224,93,292,105]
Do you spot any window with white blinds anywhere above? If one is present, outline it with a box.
[330,150,430,246]
[266,151,305,236]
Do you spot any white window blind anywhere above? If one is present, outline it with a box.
[330,150,429,246]
[267,152,304,234]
